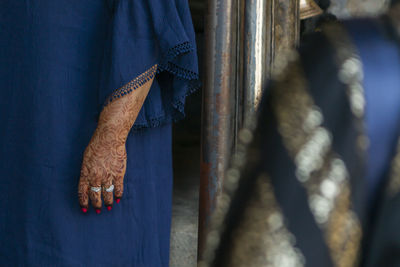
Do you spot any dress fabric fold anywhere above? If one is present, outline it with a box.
[0,0,198,266]
[100,0,200,129]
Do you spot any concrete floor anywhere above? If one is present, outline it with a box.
[170,141,200,267]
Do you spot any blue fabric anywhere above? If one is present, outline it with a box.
[0,0,198,266]
[101,0,199,129]
[345,20,400,201]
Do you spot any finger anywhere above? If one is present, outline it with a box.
[102,180,114,210]
[89,182,103,214]
[78,168,90,213]
[114,175,125,203]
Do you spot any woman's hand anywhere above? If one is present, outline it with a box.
[78,127,127,213]
[78,65,157,214]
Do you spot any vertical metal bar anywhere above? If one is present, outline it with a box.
[235,0,245,141]
[243,0,271,120]
[271,0,300,68]
[242,0,299,120]
[198,0,238,260]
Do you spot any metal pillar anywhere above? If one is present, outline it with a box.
[271,0,300,68]
[243,0,299,119]
[198,0,300,261]
[199,0,238,258]
[242,0,270,120]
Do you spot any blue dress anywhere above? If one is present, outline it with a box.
[0,0,199,266]
[345,19,400,203]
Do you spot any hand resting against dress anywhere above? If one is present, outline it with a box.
[78,66,156,214]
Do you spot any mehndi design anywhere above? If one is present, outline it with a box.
[78,65,157,213]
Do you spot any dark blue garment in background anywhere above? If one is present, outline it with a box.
[345,20,400,203]
[0,0,198,266]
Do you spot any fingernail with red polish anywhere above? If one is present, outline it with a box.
[116,198,121,204]
[107,206,112,211]
[81,208,88,213]
[95,209,101,214]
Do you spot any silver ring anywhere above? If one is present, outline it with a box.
[90,186,101,193]
[104,185,114,193]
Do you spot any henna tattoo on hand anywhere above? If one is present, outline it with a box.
[78,65,157,212]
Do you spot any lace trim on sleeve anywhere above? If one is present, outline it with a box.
[105,64,158,105]
[103,41,200,130]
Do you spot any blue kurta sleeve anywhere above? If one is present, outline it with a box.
[99,0,199,130]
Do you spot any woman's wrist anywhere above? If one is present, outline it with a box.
[93,123,129,146]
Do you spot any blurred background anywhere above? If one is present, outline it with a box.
[169,0,389,266]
